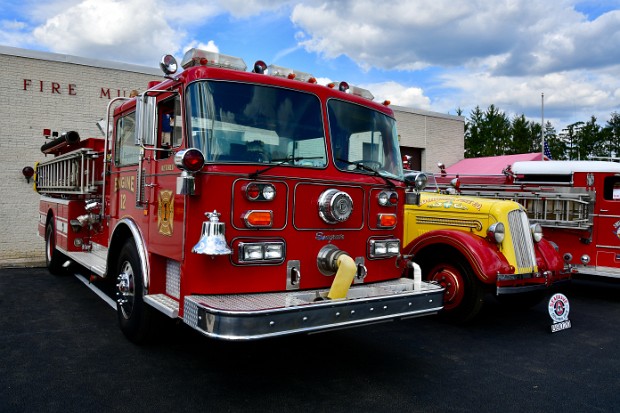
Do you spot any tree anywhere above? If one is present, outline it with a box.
[577,116,601,159]
[482,105,511,156]
[561,121,584,160]
[543,121,566,160]
[464,106,485,158]
[511,114,532,154]
[601,112,620,159]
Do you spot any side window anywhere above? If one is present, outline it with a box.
[115,112,140,166]
[157,96,182,159]
[173,96,183,147]
[603,176,620,200]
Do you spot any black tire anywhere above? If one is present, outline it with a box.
[421,257,484,322]
[45,221,66,275]
[115,239,154,344]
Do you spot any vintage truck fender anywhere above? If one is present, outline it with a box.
[534,238,564,273]
[403,229,512,284]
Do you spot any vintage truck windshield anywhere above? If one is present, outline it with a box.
[328,99,404,180]
[185,80,327,167]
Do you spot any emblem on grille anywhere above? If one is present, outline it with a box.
[318,189,353,224]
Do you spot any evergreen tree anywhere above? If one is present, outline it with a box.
[511,114,531,154]
[544,121,566,160]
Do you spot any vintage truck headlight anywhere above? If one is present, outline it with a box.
[530,223,543,242]
[487,222,505,244]
[404,172,428,191]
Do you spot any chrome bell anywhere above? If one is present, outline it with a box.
[192,210,232,255]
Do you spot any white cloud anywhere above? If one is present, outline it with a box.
[32,0,182,65]
[435,66,620,128]
[183,40,219,54]
[290,0,620,76]
[361,81,431,110]
[215,0,293,18]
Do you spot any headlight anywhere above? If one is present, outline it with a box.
[369,239,401,258]
[530,223,543,243]
[487,222,505,244]
[238,241,285,263]
[414,173,428,190]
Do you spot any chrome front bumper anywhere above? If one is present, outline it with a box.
[496,270,571,295]
[183,278,444,340]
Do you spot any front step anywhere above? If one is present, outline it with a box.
[144,294,179,318]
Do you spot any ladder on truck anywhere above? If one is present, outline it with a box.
[36,148,102,195]
[458,185,594,230]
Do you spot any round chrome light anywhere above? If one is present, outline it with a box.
[414,173,428,190]
[581,254,590,265]
[159,54,178,75]
[318,189,353,224]
[487,222,505,244]
[378,191,389,206]
[530,223,543,242]
[262,185,275,200]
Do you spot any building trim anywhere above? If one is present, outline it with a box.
[0,45,162,76]
[392,105,464,122]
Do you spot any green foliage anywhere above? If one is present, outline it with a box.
[463,105,619,160]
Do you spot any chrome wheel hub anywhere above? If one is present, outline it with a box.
[116,262,135,318]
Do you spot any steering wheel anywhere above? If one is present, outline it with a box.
[348,160,383,171]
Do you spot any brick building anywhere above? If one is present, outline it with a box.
[393,105,464,172]
[0,45,464,267]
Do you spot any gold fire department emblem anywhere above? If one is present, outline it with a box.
[157,190,174,236]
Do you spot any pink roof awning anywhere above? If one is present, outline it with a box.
[445,153,545,175]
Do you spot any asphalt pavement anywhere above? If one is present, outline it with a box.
[1,267,619,413]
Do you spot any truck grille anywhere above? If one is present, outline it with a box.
[507,209,537,272]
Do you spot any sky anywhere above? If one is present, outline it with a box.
[2,0,620,131]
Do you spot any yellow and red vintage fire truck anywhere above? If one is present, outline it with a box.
[35,49,444,343]
[438,160,620,281]
[400,172,568,321]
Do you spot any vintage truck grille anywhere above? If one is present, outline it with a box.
[507,209,537,271]
[416,216,483,231]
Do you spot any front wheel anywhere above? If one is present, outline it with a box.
[116,239,154,344]
[424,258,484,322]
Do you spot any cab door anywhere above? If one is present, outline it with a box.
[594,173,620,269]
[145,93,185,261]
[109,108,148,232]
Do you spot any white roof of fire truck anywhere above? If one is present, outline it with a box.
[512,160,620,175]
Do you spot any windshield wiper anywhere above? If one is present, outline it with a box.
[337,158,397,188]
[249,156,323,179]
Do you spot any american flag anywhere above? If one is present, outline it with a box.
[544,140,552,160]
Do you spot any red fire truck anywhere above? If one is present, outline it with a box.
[437,160,620,280]
[35,48,444,343]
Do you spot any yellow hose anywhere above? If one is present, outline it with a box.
[327,254,357,299]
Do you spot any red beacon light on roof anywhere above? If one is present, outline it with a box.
[328,82,374,101]
[180,48,247,71]
[264,63,316,83]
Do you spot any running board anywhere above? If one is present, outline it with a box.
[64,249,107,277]
[144,294,179,318]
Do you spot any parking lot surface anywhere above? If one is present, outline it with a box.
[1,267,619,413]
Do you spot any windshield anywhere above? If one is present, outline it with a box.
[185,81,327,167]
[328,99,404,179]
